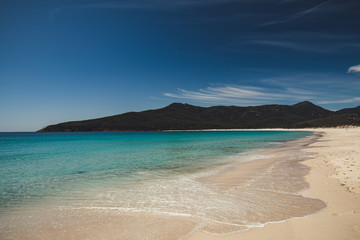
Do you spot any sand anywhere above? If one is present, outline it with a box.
[187,127,360,240]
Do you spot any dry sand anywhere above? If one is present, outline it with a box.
[187,127,360,240]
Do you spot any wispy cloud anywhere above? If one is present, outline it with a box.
[164,72,360,106]
[347,64,360,73]
[260,0,332,26]
[317,97,360,104]
[246,40,330,53]
[223,32,360,53]
[164,85,315,105]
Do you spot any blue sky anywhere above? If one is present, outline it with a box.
[1,0,360,131]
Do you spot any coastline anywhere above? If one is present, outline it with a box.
[1,128,359,239]
[187,127,360,240]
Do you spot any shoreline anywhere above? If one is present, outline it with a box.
[1,128,359,239]
[194,131,327,233]
[187,127,360,240]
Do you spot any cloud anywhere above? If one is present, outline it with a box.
[347,64,360,73]
[164,72,360,106]
[260,0,332,26]
[164,85,314,104]
[317,97,360,104]
[224,32,360,53]
[247,40,330,53]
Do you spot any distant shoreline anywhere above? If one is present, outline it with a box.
[34,125,358,133]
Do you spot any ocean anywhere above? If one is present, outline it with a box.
[1,131,326,239]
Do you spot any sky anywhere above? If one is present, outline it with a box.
[1,0,360,131]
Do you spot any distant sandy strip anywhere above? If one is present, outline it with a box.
[187,127,360,240]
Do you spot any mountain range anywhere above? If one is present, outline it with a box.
[38,101,360,132]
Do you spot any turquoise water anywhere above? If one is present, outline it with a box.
[0,131,310,212]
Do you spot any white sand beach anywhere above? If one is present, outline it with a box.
[187,127,360,240]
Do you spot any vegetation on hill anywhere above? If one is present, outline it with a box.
[38,101,360,132]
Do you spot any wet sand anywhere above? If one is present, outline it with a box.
[1,128,359,239]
